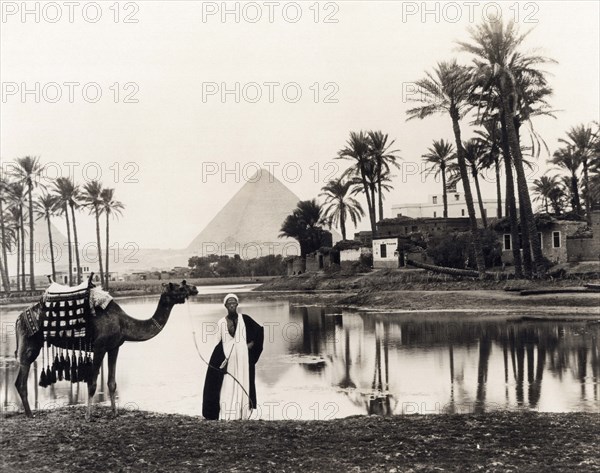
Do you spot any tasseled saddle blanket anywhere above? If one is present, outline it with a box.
[19,279,113,388]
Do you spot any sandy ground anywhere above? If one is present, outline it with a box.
[1,407,599,473]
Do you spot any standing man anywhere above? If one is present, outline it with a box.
[202,293,264,420]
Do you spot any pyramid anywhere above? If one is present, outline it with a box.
[188,169,303,258]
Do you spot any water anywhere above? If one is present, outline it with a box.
[1,288,598,419]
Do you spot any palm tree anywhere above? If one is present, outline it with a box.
[320,177,365,241]
[11,156,44,289]
[551,146,582,216]
[458,19,553,275]
[53,177,80,284]
[337,131,378,234]
[532,175,559,214]
[469,86,524,276]
[463,139,488,228]
[82,180,105,286]
[547,184,567,215]
[367,130,401,221]
[279,199,328,259]
[421,139,456,218]
[473,118,503,219]
[34,193,59,281]
[0,177,12,292]
[8,182,27,289]
[559,124,596,224]
[101,188,124,289]
[406,60,486,273]
[0,207,17,292]
[5,207,21,290]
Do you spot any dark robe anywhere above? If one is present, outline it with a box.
[202,314,264,420]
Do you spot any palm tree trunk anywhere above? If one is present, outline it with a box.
[472,166,487,228]
[20,208,26,289]
[441,167,448,218]
[377,180,384,221]
[360,175,376,235]
[0,252,7,293]
[494,156,502,219]
[105,212,110,289]
[571,174,582,216]
[450,113,486,274]
[582,161,591,225]
[340,209,347,241]
[16,233,21,291]
[46,216,56,281]
[95,207,104,285]
[28,183,35,290]
[16,231,21,291]
[0,199,10,292]
[370,184,378,230]
[500,115,523,278]
[502,90,543,275]
[70,203,82,284]
[64,204,73,285]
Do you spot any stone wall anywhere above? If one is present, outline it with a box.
[566,209,600,262]
[567,237,600,262]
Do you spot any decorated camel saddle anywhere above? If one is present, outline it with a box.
[19,274,114,387]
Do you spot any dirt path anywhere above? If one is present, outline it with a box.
[1,407,598,472]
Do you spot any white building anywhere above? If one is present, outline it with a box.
[372,237,399,269]
[391,191,499,220]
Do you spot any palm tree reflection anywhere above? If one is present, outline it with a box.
[285,307,599,416]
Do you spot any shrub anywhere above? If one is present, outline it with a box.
[427,229,502,269]
[359,252,373,268]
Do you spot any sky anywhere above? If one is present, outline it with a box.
[1,1,599,250]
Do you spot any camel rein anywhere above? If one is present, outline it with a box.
[186,304,255,419]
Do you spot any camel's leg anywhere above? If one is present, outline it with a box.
[107,347,119,417]
[15,362,34,417]
[86,350,106,422]
[14,321,42,418]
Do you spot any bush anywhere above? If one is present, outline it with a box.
[427,229,502,269]
[427,233,468,268]
[359,252,373,268]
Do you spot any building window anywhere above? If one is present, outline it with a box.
[432,196,438,204]
[433,211,437,218]
[553,231,561,248]
[461,209,465,216]
[503,234,511,251]
[380,244,387,258]
[455,194,460,201]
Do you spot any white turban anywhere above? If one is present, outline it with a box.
[223,293,239,305]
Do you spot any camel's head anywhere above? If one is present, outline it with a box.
[161,280,199,305]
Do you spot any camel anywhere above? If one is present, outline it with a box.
[14,280,198,420]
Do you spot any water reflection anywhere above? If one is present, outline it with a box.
[1,298,598,419]
[287,305,599,416]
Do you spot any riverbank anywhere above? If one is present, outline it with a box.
[0,276,274,306]
[3,270,599,316]
[1,407,598,472]
[250,268,600,315]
